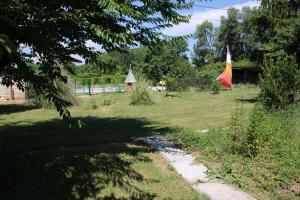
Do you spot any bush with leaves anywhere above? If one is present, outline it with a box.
[165,62,223,92]
[196,62,224,90]
[28,80,78,108]
[260,53,300,109]
[165,77,189,92]
[229,104,289,158]
[129,81,153,105]
[100,95,112,106]
[89,99,98,110]
[211,80,221,94]
[229,104,248,155]
[243,105,281,157]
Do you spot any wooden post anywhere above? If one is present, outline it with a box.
[10,84,14,100]
[127,83,133,92]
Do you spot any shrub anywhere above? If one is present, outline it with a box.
[165,77,187,92]
[100,95,112,106]
[211,80,221,94]
[269,106,300,168]
[129,81,153,105]
[229,104,248,155]
[229,104,286,157]
[165,77,214,92]
[29,96,53,108]
[89,99,98,109]
[196,62,223,80]
[243,105,280,157]
[259,53,300,109]
[28,79,78,108]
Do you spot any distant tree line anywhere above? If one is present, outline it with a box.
[74,38,192,84]
[76,0,300,109]
[193,2,300,69]
[192,0,300,108]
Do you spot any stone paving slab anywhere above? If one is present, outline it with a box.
[172,160,209,183]
[143,136,256,200]
[194,182,256,200]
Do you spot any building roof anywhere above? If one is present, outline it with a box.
[125,68,137,83]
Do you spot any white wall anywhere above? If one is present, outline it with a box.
[0,79,25,99]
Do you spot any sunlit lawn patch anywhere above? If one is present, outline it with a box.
[0,86,258,199]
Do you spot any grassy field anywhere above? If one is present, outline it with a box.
[0,85,283,199]
[0,113,206,199]
[0,86,258,149]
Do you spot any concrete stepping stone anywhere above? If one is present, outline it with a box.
[194,182,256,200]
[143,136,256,200]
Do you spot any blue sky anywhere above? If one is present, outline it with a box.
[76,0,261,63]
[163,0,259,35]
[162,0,260,56]
[187,0,258,13]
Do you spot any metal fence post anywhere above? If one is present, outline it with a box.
[88,79,91,95]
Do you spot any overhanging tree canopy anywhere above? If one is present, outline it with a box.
[0,0,194,125]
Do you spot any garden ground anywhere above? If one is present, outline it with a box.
[1,86,298,199]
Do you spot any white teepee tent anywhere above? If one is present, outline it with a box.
[124,67,137,92]
[125,68,137,84]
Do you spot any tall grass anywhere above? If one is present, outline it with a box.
[165,104,300,199]
[128,81,154,105]
[100,95,112,106]
[167,104,299,160]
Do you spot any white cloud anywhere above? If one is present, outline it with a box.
[70,40,102,65]
[85,40,104,52]
[163,1,260,36]
[71,54,85,64]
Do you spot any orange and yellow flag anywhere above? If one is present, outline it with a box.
[217,45,232,89]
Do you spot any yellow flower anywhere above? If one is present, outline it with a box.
[159,80,166,86]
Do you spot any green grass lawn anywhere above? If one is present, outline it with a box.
[0,86,260,199]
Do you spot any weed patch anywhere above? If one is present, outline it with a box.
[166,104,300,199]
[100,95,112,106]
[129,81,154,105]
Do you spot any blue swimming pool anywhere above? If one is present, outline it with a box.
[76,86,125,94]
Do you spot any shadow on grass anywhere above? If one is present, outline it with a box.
[164,92,181,98]
[0,104,37,115]
[0,117,175,151]
[235,97,258,104]
[0,117,176,199]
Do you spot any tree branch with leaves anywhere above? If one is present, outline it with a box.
[0,0,196,126]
